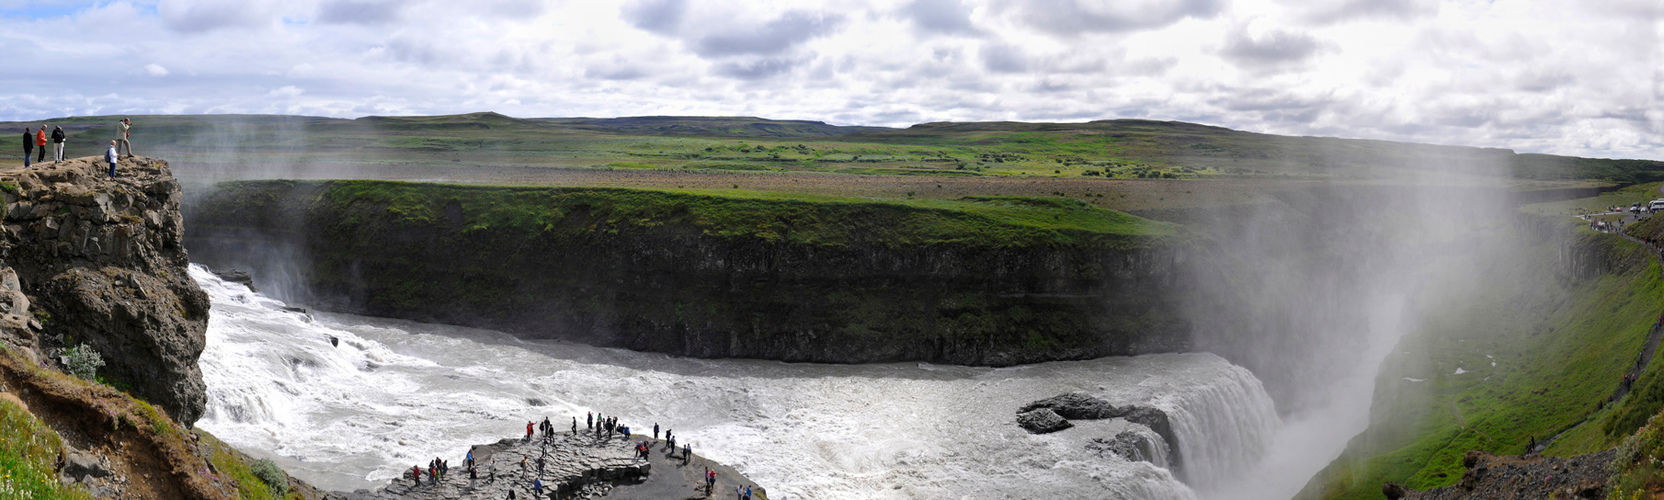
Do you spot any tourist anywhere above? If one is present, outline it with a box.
[116,118,132,157]
[587,412,593,430]
[526,420,534,440]
[507,490,516,500]
[738,485,745,500]
[469,466,477,480]
[105,140,118,177]
[50,126,65,162]
[22,128,33,167]
[745,485,752,500]
[412,465,421,485]
[536,456,544,471]
[34,126,46,164]
[684,443,691,465]
[572,417,578,434]
[534,478,544,495]
[654,423,660,440]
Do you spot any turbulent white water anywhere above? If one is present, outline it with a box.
[192,265,1281,499]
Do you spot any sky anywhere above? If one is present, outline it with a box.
[0,0,1658,159]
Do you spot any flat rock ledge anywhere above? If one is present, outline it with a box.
[341,433,648,500]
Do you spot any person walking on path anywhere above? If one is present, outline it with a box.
[22,128,34,167]
[34,126,46,164]
[116,118,132,157]
[654,423,660,440]
[50,126,65,162]
[105,141,119,177]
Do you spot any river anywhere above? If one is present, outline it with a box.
[191,265,1281,499]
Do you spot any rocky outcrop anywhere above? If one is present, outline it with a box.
[1019,392,1124,419]
[0,156,208,425]
[1018,392,1182,474]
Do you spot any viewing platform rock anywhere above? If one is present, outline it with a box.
[337,429,767,500]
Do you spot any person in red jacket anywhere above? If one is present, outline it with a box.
[35,126,47,164]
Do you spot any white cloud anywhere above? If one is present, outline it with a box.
[0,0,1656,159]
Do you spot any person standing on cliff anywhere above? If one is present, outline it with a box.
[105,140,118,177]
[116,118,132,157]
[654,423,660,440]
[587,412,593,430]
[50,126,65,162]
[21,128,34,167]
[572,416,577,435]
[34,126,46,164]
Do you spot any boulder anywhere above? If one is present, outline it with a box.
[1017,408,1073,434]
[1019,392,1125,420]
[61,449,111,481]
[211,268,257,292]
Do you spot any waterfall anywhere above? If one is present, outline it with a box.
[192,264,1282,499]
[1154,361,1282,493]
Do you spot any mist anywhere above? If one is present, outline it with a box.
[1169,152,1534,498]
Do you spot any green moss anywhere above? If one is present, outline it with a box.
[0,398,95,500]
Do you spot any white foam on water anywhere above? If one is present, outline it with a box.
[192,265,1280,499]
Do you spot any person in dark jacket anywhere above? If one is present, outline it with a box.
[22,129,33,167]
[50,126,65,162]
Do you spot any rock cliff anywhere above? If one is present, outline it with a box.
[183,180,1193,366]
[0,156,209,425]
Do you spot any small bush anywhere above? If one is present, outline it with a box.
[63,344,105,380]
[251,458,289,496]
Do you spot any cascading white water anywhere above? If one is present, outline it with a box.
[192,265,1280,499]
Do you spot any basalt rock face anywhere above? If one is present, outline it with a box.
[182,180,1195,366]
[0,157,209,425]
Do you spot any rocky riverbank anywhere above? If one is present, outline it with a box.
[340,427,765,500]
[1388,449,1613,500]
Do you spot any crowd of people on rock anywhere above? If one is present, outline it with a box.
[399,409,735,499]
[17,118,132,178]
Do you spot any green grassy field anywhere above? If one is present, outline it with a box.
[4,113,1657,192]
[207,179,1177,250]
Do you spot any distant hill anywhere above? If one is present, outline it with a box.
[538,116,890,137]
[3,112,1659,185]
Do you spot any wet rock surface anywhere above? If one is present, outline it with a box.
[1018,392,1124,419]
[0,156,209,426]
[1017,408,1073,434]
[1399,449,1614,500]
[1087,430,1168,466]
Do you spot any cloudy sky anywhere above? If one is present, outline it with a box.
[0,0,1658,158]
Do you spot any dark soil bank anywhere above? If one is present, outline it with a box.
[183,180,1194,366]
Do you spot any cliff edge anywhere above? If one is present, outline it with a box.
[0,156,209,426]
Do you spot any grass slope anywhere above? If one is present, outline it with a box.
[1307,220,1664,498]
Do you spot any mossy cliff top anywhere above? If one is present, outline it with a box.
[189,180,1176,251]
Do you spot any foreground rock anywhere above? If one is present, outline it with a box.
[0,156,209,425]
[1392,449,1613,500]
[1017,408,1073,434]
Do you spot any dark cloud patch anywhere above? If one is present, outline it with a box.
[159,0,276,33]
[1221,28,1321,68]
[623,0,687,35]
[316,0,403,25]
[1299,0,1435,24]
[1514,68,1573,92]
[585,64,645,81]
[694,11,843,57]
[994,0,1224,36]
[713,58,799,80]
[980,43,1028,73]
[900,0,979,35]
